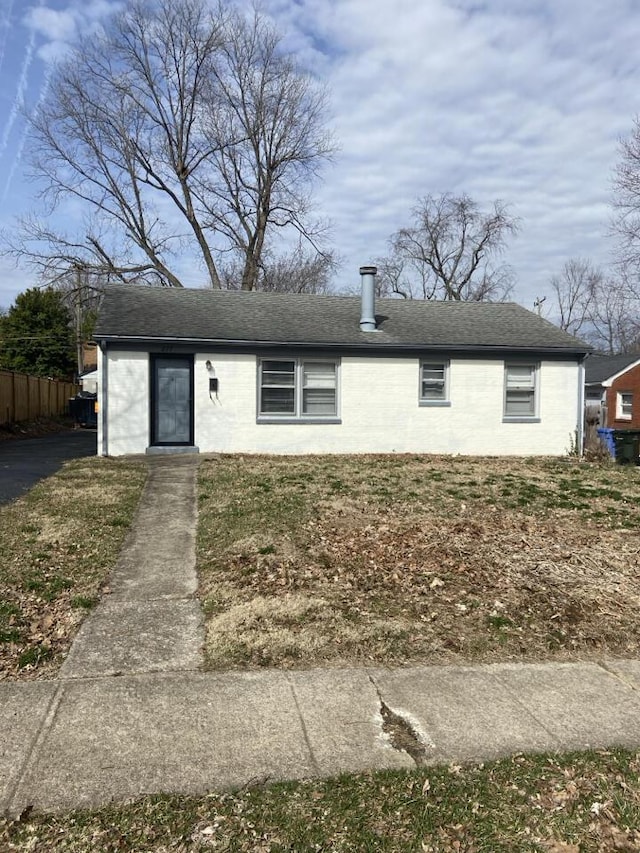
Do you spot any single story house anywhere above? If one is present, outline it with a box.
[584,353,640,428]
[93,267,590,457]
[79,368,98,395]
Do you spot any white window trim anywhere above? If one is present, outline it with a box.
[419,359,451,407]
[503,362,540,422]
[616,391,633,420]
[257,357,341,423]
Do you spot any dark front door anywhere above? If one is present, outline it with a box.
[151,356,193,446]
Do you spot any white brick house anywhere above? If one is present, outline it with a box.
[94,268,590,457]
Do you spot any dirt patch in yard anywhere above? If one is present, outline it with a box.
[197,454,640,670]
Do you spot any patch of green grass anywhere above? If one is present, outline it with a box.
[18,644,52,669]
[70,596,97,610]
[0,628,21,644]
[2,749,640,852]
[23,574,74,602]
[487,614,514,630]
[0,601,20,618]
[0,456,147,680]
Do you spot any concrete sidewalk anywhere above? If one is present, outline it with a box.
[3,455,640,817]
[3,659,640,815]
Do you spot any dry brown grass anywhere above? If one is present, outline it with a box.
[197,454,640,670]
[0,457,147,680]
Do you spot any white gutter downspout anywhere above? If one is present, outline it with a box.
[359,265,378,332]
[99,340,108,457]
[577,357,585,455]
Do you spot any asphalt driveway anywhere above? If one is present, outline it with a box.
[0,429,97,505]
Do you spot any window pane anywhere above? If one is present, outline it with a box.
[261,387,295,414]
[421,382,445,399]
[303,388,336,415]
[621,393,633,416]
[421,363,446,399]
[262,360,295,373]
[261,360,295,386]
[506,365,534,388]
[505,391,535,416]
[303,362,336,388]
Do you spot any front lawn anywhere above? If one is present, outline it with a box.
[197,455,640,670]
[2,749,640,851]
[0,457,147,680]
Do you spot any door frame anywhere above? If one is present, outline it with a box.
[149,353,195,447]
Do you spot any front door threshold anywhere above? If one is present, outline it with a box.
[145,446,200,455]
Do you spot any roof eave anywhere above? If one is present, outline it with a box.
[601,357,640,387]
[94,333,590,356]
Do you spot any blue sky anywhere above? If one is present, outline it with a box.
[0,0,638,314]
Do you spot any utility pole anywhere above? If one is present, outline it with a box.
[74,264,84,378]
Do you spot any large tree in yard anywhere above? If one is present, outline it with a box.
[377,193,519,301]
[0,289,76,379]
[6,0,334,290]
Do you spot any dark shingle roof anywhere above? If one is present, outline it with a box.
[584,353,640,384]
[94,285,590,353]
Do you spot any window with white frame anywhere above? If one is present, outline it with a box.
[259,358,338,419]
[420,361,449,403]
[504,363,538,418]
[617,391,633,420]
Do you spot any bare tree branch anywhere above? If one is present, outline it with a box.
[377,193,518,301]
[549,257,640,353]
[2,0,334,291]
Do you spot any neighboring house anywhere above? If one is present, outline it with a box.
[79,368,98,395]
[82,342,98,372]
[93,267,590,457]
[584,353,640,429]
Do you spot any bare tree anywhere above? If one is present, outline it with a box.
[613,116,640,289]
[550,258,601,336]
[589,276,640,354]
[377,193,518,301]
[202,9,333,290]
[3,0,334,290]
[549,257,640,353]
[220,245,335,293]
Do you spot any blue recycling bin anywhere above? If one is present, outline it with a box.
[596,428,616,458]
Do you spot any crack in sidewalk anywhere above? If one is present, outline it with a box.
[369,676,431,767]
[6,682,66,819]
[597,660,639,693]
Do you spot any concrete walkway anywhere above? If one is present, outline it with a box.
[60,455,203,678]
[3,456,640,817]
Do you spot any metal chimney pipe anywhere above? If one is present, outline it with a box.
[359,265,377,332]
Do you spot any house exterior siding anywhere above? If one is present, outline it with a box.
[606,368,640,429]
[99,349,581,457]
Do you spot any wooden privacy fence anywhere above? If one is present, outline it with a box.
[0,370,80,426]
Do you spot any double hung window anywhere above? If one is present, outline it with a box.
[504,363,538,419]
[259,358,338,420]
[617,391,633,420]
[419,361,450,404]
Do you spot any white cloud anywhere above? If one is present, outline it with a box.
[25,6,77,43]
[255,0,640,305]
[4,0,640,311]
[25,0,121,63]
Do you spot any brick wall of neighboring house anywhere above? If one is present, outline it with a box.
[606,366,640,429]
